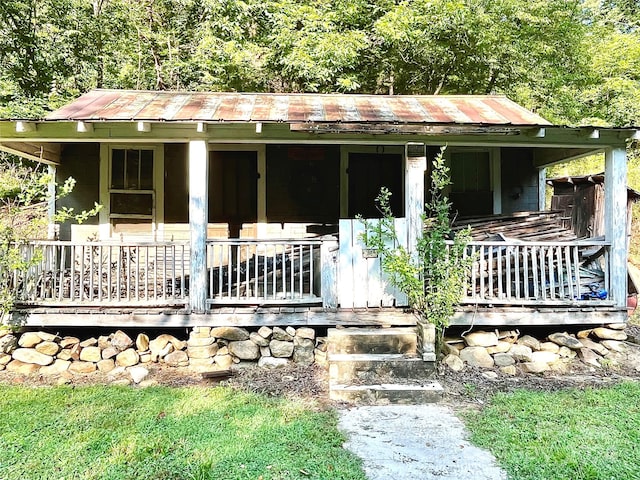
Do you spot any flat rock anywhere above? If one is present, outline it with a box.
[499,365,517,376]
[229,340,260,360]
[0,353,11,365]
[164,350,189,366]
[293,337,314,351]
[35,341,60,356]
[59,336,80,348]
[215,354,233,369]
[187,336,216,347]
[493,353,515,367]
[97,359,116,373]
[128,366,149,384]
[606,323,627,330]
[577,329,593,339]
[530,351,560,364]
[80,346,102,363]
[517,335,541,351]
[558,346,577,358]
[7,359,40,374]
[548,333,583,350]
[459,347,494,368]
[249,332,269,347]
[486,341,512,355]
[209,327,250,341]
[257,326,273,339]
[285,326,297,337]
[18,332,43,348]
[12,348,54,366]
[187,343,219,359]
[116,348,139,367]
[443,354,464,371]
[111,330,134,351]
[592,327,627,341]
[578,348,602,368]
[97,335,111,350]
[508,344,533,362]
[539,342,560,354]
[102,346,119,360]
[258,356,290,368]
[79,337,98,348]
[69,361,97,374]
[272,327,293,342]
[36,332,60,343]
[270,339,294,358]
[464,331,499,348]
[482,371,499,380]
[190,326,211,338]
[295,327,316,340]
[520,361,549,373]
[601,340,627,353]
[497,330,519,343]
[40,359,71,375]
[579,338,609,356]
[293,349,314,365]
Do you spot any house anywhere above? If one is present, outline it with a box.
[0,89,635,328]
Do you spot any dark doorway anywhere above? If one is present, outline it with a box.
[209,150,258,238]
[348,153,403,218]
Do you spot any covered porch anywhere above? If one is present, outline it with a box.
[0,91,634,327]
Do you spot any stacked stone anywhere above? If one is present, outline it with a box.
[186,325,322,371]
[0,326,326,377]
[443,324,632,374]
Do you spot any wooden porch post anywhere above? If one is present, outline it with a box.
[189,140,208,313]
[47,164,56,239]
[405,143,427,254]
[605,146,628,308]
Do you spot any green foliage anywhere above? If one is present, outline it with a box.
[464,382,640,480]
[361,147,472,343]
[0,158,101,322]
[0,385,365,480]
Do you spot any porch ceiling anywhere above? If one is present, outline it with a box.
[45,89,551,126]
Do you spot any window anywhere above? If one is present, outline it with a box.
[109,148,154,219]
[449,150,492,217]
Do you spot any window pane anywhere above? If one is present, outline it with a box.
[110,193,153,215]
[140,149,154,190]
[111,149,125,189]
[125,149,140,190]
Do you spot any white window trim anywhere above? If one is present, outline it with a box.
[99,144,164,240]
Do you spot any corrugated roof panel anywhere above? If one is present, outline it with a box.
[45,89,552,126]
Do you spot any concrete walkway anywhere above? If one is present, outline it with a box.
[338,405,507,480]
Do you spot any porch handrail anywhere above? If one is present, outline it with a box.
[451,239,613,306]
[8,240,190,306]
[205,237,326,306]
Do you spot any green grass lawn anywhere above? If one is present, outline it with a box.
[0,385,365,480]
[464,382,640,480]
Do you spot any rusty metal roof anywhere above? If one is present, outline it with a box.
[45,89,551,126]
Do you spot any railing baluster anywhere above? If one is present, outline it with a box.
[522,246,529,299]
[309,245,314,297]
[479,245,485,300]
[556,246,565,299]
[573,245,581,299]
[514,245,521,299]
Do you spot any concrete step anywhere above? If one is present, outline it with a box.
[329,353,435,384]
[327,327,417,355]
[330,382,444,405]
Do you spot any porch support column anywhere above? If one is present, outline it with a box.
[47,164,56,239]
[189,140,208,313]
[405,143,427,254]
[605,146,627,308]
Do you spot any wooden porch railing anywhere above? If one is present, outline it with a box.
[205,239,324,305]
[9,241,190,306]
[458,240,612,305]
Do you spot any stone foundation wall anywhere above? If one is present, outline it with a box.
[443,324,634,374]
[0,326,328,377]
